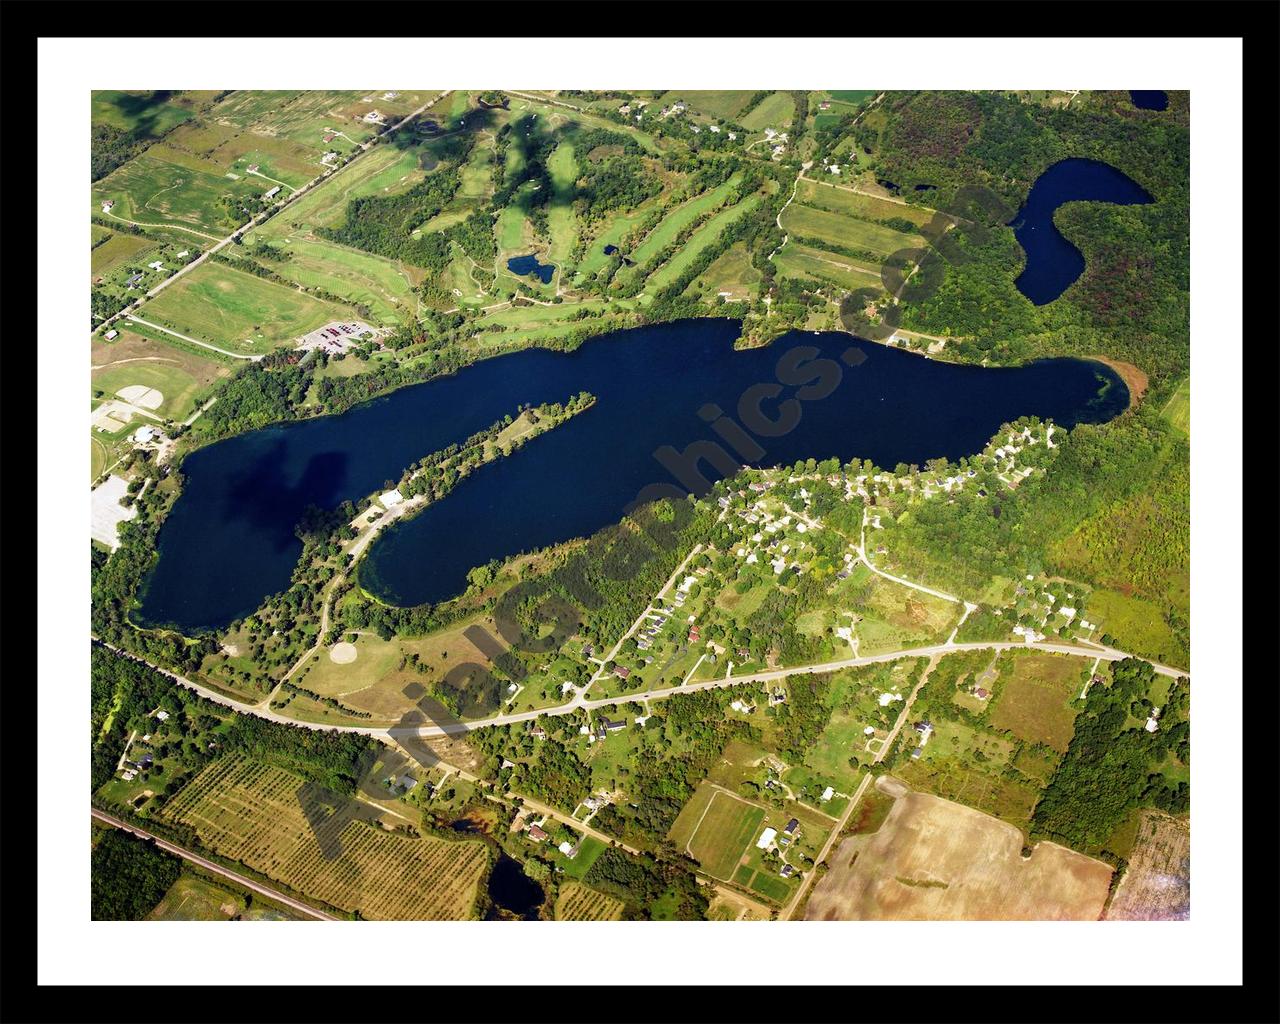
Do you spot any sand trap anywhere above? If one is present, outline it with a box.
[329,642,358,664]
[117,384,164,410]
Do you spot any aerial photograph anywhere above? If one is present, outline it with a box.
[86,85,1190,925]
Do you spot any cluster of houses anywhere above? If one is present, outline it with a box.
[755,818,805,877]
[909,719,935,760]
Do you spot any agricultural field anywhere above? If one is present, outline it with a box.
[739,92,796,131]
[142,260,353,353]
[780,203,926,258]
[162,755,488,920]
[805,783,1113,920]
[554,881,624,921]
[775,243,885,292]
[986,651,1088,751]
[795,178,940,229]
[145,872,263,921]
[92,149,265,238]
[668,785,765,879]
[1105,811,1190,920]
[1086,588,1185,669]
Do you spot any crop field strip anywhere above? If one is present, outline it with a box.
[162,755,488,920]
[780,203,927,258]
[555,882,624,921]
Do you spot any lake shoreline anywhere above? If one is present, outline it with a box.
[1088,356,1147,410]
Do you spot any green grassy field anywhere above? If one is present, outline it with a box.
[648,194,763,290]
[740,92,796,131]
[775,242,885,292]
[92,147,268,237]
[91,233,157,277]
[92,90,199,135]
[987,652,1088,752]
[796,178,939,228]
[1160,378,1189,435]
[657,90,759,120]
[669,786,765,879]
[685,241,762,301]
[1087,588,1185,668]
[242,235,420,323]
[143,260,351,353]
[546,141,579,266]
[628,174,742,269]
[781,203,926,257]
[92,359,207,422]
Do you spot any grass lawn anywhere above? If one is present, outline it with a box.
[802,710,869,794]
[143,260,352,353]
[558,835,607,880]
[91,327,231,419]
[987,651,1089,752]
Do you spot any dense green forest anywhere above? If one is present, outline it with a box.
[1031,658,1189,855]
[91,828,182,920]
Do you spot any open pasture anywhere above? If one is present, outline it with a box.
[92,150,261,237]
[987,651,1088,752]
[668,784,764,880]
[739,92,796,130]
[796,178,939,229]
[143,260,351,353]
[805,786,1113,920]
[775,243,885,292]
[163,755,488,920]
[781,203,926,258]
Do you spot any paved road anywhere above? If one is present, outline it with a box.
[91,809,338,920]
[98,634,1186,748]
[780,652,943,920]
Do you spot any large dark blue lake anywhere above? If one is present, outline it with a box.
[1010,158,1154,306]
[137,320,1127,631]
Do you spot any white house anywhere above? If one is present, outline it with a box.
[820,786,835,802]
[756,827,778,850]
[380,488,404,508]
